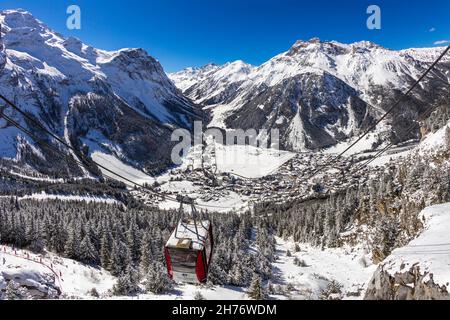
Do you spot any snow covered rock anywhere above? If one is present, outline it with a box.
[365,203,450,300]
[419,120,450,154]
[170,60,255,105]
[223,71,372,151]
[365,265,449,300]
[1,268,59,299]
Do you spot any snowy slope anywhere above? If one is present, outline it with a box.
[91,151,156,186]
[169,63,220,93]
[273,238,376,299]
[1,245,116,299]
[123,238,377,300]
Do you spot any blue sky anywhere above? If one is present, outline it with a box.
[1,0,449,72]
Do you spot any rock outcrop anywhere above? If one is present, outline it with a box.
[1,269,60,299]
[365,265,450,300]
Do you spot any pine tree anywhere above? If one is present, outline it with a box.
[139,232,153,277]
[207,261,228,285]
[126,219,140,263]
[267,280,275,295]
[247,273,267,300]
[108,239,124,276]
[28,218,45,253]
[80,228,98,264]
[256,253,272,280]
[100,232,111,269]
[445,126,450,149]
[112,273,132,296]
[229,260,245,286]
[124,244,134,269]
[373,216,400,260]
[144,262,173,294]
[64,221,81,260]
[126,265,141,295]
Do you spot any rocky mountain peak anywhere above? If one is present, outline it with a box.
[0,9,42,27]
[287,38,351,57]
[350,40,383,50]
[101,47,165,76]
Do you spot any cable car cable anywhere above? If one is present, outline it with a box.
[1,45,448,212]
[0,103,229,210]
[355,101,449,171]
[305,45,450,181]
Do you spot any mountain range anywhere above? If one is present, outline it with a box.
[0,9,449,179]
[170,39,450,151]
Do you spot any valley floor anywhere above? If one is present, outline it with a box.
[272,238,376,300]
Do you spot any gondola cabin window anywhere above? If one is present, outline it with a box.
[168,248,197,274]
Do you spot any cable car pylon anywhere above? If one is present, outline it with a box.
[174,195,207,243]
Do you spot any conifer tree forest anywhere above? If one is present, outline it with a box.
[0,196,275,294]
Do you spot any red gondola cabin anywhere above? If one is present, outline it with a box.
[164,219,213,284]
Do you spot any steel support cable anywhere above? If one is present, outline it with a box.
[356,101,448,170]
[0,107,228,210]
[306,45,450,181]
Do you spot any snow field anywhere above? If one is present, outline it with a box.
[272,238,377,300]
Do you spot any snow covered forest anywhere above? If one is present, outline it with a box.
[0,197,276,297]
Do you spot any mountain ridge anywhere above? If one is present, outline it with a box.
[0,9,202,177]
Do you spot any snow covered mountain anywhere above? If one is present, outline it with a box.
[0,9,202,177]
[169,61,255,105]
[170,39,450,151]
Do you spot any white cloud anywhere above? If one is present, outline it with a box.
[434,40,449,45]
[429,27,436,32]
